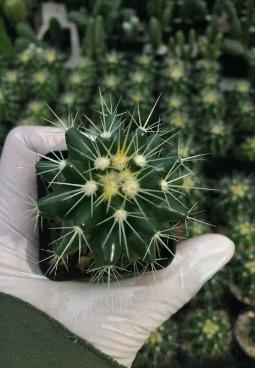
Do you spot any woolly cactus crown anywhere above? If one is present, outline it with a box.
[36,93,204,282]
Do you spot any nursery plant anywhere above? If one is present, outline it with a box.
[182,309,232,359]
[36,93,204,282]
[193,271,226,306]
[230,250,255,306]
[235,310,255,359]
[133,319,178,368]
[228,215,255,250]
[241,136,255,161]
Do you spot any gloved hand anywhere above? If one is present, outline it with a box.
[0,127,234,368]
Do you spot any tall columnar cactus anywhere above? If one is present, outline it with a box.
[163,59,188,93]
[183,309,232,358]
[133,320,178,368]
[36,94,203,282]
[230,251,255,305]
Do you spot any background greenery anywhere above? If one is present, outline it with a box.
[0,0,255,366]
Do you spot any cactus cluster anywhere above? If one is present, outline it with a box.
[183,309,232,358]
[36,94,203,281]
[228,215,255,250]
[241,136,255,161]
[195,271,226,305]
[133,320,178,367]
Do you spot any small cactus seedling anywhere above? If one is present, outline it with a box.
[230,251,255,306]
[228,215,255,250]
[241,136,255,161]
[24,100,51,123]
[133,320,178,368]
[235,310,255,359]
[183,309,232,359]
[219,175,254,218]
[36,93,204,282]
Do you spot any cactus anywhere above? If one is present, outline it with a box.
[31,69,58,102]
[228,215,255,250]
[230,251,255,305]
[146,0,174,27]
[235,310,255,359]
[219,175,254,217]
[201,120,233,156]
[1,69,24,98]
[198,88,223,119]
[122,8,140,41]
[133,319,178,367]
[183,309,232,358]
[163,59,188,93]
[241,136,255,161]
[194,271,226,305]
[2,0,28,23]
[103,51,125,75]
[83,16,106,63]
[188,220,210,237]
[230,81,254,129]
[67,70,94,103]
[36,93,203,282]
[148,17,163,52]
[0,86,18,124]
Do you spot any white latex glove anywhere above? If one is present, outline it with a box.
[0,127,235,368]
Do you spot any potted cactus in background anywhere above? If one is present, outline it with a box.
[133,319,179,368]
[235,310,255,359]
[181,309,232,364]
[229,251,255,306]
[35,93,204,282]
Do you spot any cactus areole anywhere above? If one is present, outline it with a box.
[36,94,202,282]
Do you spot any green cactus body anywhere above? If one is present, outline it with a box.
[36,95,202,282]
[183,309,232,358]
[230,251,255,305]
[133,320,178,367]
[3,0,28,23]
[163,59,188,93]
[235,310,255,359]
[1,69,24,98]
[241,136,255,161]
[201,120,232,156]
[219,175,254,218]
[67,70,94,103]
[32,69,58,102]
[229,216,255,250]
[230,81,254,129]
[194,271,226,305]
[0,87,18,124]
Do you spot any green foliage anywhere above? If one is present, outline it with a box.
[180,0,207,21]
[184,309,232,358]
[36,94,203,281]
[134,320,178,367]
[249,312,255,343]
[231,251,255,305]
[0,86,18,124]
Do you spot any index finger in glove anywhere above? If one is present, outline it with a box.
[0,126,66,240]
